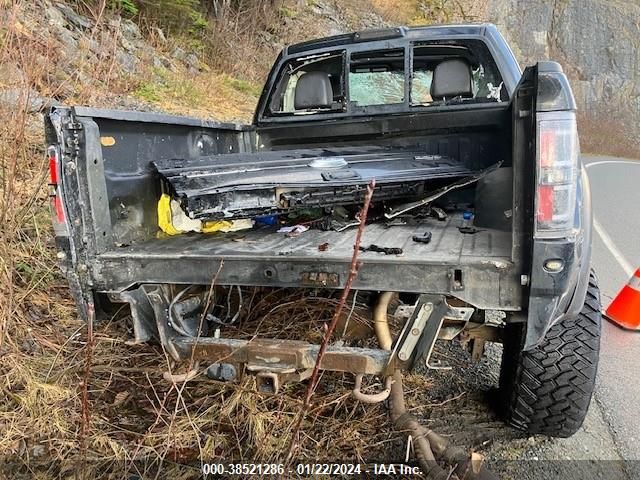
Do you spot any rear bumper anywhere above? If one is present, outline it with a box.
[96,253,521,311]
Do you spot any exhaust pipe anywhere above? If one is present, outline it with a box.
[374,292,498,480]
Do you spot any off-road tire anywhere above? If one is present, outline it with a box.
[499,270,602,437]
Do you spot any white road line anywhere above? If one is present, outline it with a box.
[584,159,638,277]
[593,219,635,278]
[584,159,640,169]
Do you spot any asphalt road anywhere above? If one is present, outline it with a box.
[521,155,640,477]
[585,157,640,459]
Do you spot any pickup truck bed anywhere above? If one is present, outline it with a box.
[44,23,600,441]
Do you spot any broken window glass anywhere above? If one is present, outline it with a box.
[349,49,405,106]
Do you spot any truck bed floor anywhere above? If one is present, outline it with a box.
[106,212,511,265]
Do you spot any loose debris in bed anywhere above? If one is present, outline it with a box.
[384,162,501,219]
[156,156,496,239]
[359,244,404,255]
[412,231,433,244]
[458,226,483,234]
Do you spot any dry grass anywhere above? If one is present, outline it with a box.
[371,0,420,24]
[371,0,476,25]
[578,110,640,159]
[132,68,259,123]
[2,280,416,478]
[0,5,415,476]
[202,0,292,83]
[0,6,82,477]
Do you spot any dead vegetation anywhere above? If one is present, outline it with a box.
[577,110,639,159]
[371,0,478,25]
[1,280,421,478]
[0,3,79,473]
[0,4,421,464]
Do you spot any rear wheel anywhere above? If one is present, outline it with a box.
[499,270,602,437]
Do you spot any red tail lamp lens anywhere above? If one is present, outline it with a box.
[49,153,58,184]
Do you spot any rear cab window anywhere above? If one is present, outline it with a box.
[263,38,507,119]
[411,41,507,106]
[349,49,405,107]
[268,51,347,115]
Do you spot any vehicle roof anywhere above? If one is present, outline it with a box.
[286,23,498,55]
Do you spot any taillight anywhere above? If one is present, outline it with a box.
[49,151,58,184]
[534,113,579,238]
[48,146,69,233]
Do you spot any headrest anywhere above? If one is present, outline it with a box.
[294,71,333,110]
[431,59,473,100]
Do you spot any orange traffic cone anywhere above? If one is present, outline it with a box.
[606,268,640,330]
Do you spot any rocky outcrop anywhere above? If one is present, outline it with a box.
[4,1,202,109]
[483,0,640,156]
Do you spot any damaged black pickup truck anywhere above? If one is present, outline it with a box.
[46,24,601,438]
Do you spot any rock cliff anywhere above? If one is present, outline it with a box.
[482,0,640,156]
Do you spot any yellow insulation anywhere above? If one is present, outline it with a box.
[202,220,234,233]
[158,194,252,235]
[157,193,182,235]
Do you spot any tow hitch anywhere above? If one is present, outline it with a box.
[174,336,395,394]
[115,286,478,395]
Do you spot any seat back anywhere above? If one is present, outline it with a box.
[294,71,334,109]
[431,59,473,100]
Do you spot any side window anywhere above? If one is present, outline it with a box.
[349,49,405,107]
[268,52,345,115]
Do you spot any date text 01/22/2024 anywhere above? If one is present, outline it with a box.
[200,463,423,476]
